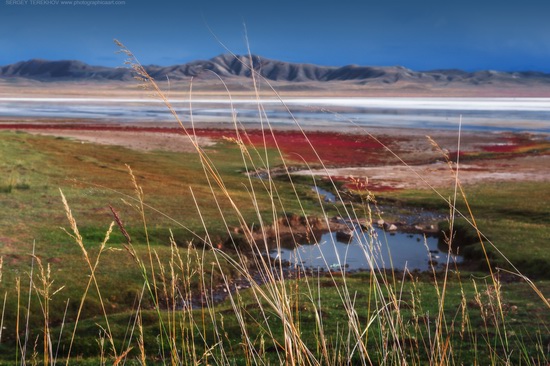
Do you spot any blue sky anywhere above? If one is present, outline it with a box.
[1,0,550,71]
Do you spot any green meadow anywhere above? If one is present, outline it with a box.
[0,129,548,365]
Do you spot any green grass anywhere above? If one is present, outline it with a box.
[0,129,323,240]
[377,181,550,277]
[0,131,324,337]
[13,271,546,365]
[0,128,549,364]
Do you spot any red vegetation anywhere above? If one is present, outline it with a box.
[448,134,550,160]
[480,135,548,153]
[229,129,393,166]
[0,123,184,134]
[0,123,396,166]
[363,184,401,193]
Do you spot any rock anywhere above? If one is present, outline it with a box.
[336,229,354,243]
[383,222,398,231]
[377,219,385,227]
[359,224,369,232]
[289,214,302,227]
[278,213,303,228]
[307,216,325,230]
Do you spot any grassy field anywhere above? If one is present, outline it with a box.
[0,130,321,346]
[378,181,550,277]
[0,128,548,365]
[16,273,548,365]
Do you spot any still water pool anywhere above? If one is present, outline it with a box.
[271,226,462,272]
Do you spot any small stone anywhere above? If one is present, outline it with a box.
[336,229,354,243]
[359,224,369,232]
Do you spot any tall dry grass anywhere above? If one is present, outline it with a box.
[0,42,547,365]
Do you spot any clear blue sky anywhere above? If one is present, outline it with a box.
[1,0,549,72]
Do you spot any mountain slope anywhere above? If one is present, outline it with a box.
[2,55,550,86]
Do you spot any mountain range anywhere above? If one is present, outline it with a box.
[2,54,550,86]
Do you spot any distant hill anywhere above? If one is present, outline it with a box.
[2,55,550,86]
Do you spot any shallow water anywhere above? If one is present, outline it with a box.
[1,97,550,132]
[271,226,462,272]
[311,186,337,203]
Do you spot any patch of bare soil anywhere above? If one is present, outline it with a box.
[295,155,550,190]
[27,129,215,152]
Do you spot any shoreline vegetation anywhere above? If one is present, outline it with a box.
[0,46,548,364]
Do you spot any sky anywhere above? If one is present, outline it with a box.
[1,0,550,72]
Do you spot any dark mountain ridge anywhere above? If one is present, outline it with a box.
[2,54,550,86]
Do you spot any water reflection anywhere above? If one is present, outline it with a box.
[271,226,462,272]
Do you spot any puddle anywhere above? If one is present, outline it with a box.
[271,226,462,272]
